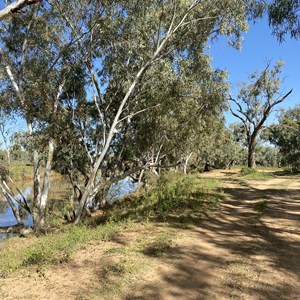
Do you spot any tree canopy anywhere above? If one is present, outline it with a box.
[228,61,292,168]
[0,0,294,230]
[269,0,300,42]
[266,105,300,171]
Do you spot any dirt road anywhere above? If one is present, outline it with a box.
[1,170,299,299]
[124,170,300,299]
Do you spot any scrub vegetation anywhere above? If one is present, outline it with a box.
[0,0,299,299]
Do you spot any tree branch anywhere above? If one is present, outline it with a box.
[0,0,42,21]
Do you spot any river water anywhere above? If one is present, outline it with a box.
[0,176,137,242]
[0,178,72,241]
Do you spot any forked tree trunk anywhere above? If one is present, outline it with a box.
[32,139,55,231]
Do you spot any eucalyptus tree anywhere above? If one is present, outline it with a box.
[195,122,247,169]
[228,61,292,168]
[266,105,300,171]
[129,56,229,176]
[0,0,42,22]
[0,2,82,230]
[269,0,300,42]
[48,0,262,223]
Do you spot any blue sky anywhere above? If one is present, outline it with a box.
[0,5,299,146]
[209,16,299,125]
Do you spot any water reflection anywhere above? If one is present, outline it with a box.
[0,176,137,241]
[108,177,137,202]
[0,178,72,227]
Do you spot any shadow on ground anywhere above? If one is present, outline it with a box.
[122,176,300,300]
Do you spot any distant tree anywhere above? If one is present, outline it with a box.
[229,123,280,167]
[195,122,246,169]
[269,0,300,42]
[266,105,300,171]
[255,144,280,167]
[228,61,292,168]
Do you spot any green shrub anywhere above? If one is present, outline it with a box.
[240,167,258,176]
[155,172,192,212]
[105,172,222,224]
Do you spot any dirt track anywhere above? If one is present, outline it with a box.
[124,170,300,299]
[0,170,299,299]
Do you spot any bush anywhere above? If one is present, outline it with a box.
[105,172,222,223]
[155,172,192,212]
[240,167,258,176]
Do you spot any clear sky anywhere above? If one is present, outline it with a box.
[209,16,300,125]
[0,6,299,147]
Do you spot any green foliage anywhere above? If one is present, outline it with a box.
[0,221,123,276]
[0,165,9,180]
[255,145,280,167]
[240,167,259,176]
[266,105,300,172]
[155,173,193,212]
[239,167,274,179]
[229,124,280,167]
[197,123,246,168]
[106,172,222,224]
[269,0,300,42]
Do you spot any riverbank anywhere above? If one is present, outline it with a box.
[0,170,299,299]
[1,162,62,182]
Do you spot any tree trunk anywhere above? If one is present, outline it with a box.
[6,149,10,165]
[74,188,93,224]
[32,139,55,231]
[28,120,42,230]
[0,182,23,224]
[135,169,144,193]
[247,137,256,168]
[182,152,193,175]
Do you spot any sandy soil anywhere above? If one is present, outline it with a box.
[0,170,299,299]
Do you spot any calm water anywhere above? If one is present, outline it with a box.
[0,176,137,241]
[0,177,72,241]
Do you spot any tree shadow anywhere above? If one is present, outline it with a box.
[122,181,300,299]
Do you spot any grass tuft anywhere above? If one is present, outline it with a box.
[105,172,223,225]
[0,221,123,277]
[239,167,274,179]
